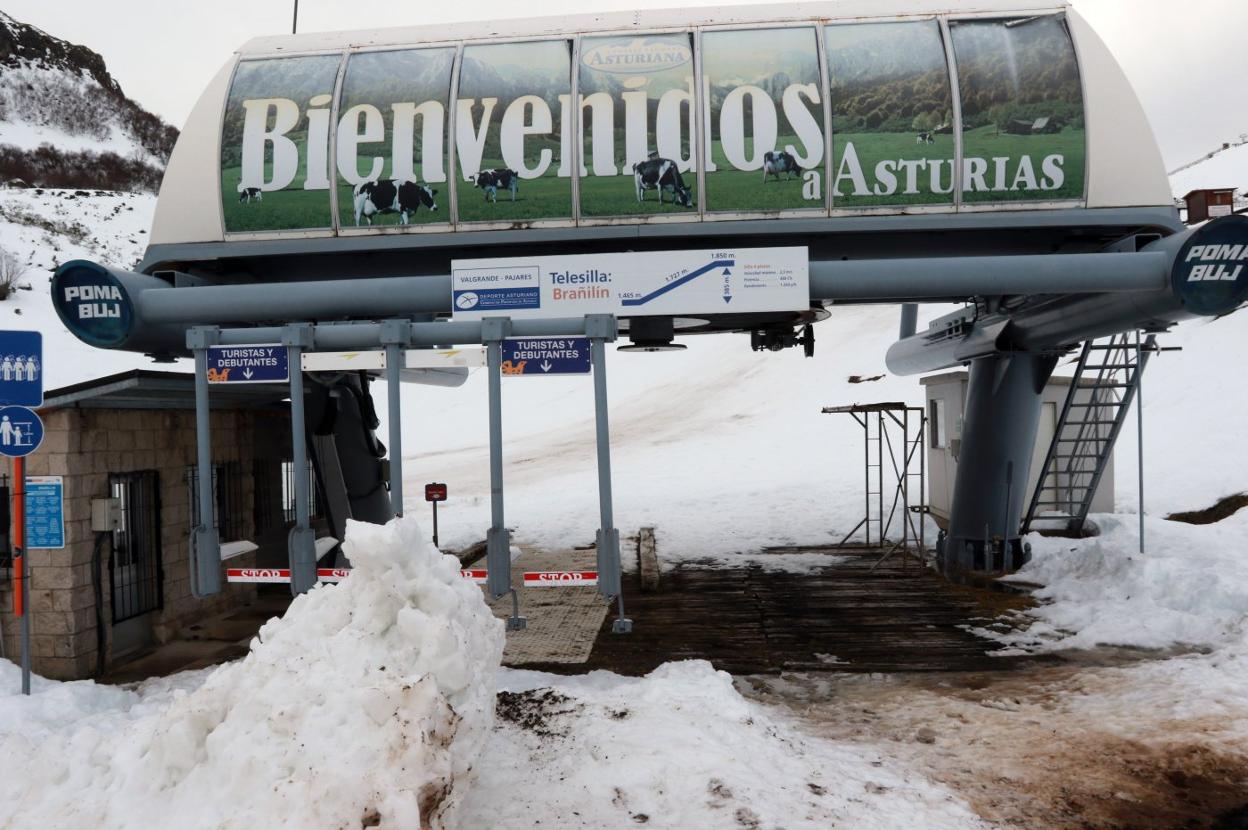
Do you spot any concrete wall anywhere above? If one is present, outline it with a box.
[0,407,278,680]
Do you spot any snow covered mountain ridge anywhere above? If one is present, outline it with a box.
[0,11,176,192]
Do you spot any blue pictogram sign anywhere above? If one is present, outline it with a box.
[0,405,43,457]
[25,475,64,549]
[501,337,592,376]
[0,330,42,406]
[206,344,289,384]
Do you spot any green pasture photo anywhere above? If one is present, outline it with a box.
[220,162,333,233]
[960,125,1086,203]
[336,182,447,228]
[454,170,572,223]
[580,174,697,217]
[830,131,955,208]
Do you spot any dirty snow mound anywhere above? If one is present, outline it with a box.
[463,660,989,828]
[0,516,504,830]
[981,514,1248,652]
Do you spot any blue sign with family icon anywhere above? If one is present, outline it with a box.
[0,330,43,406]
[0,405,43,457]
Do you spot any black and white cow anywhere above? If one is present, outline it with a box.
[916,132,934,145]
[761,150,802,183]
[473,168,519,202]
[353,179,438,225]
[237,186,262,203]
[632,157,693,207]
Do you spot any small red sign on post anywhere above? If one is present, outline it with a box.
[425,482,448,502]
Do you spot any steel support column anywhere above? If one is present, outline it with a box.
[381,320,411,518]
[481,318,524,629]
[943,352,1057,575]
[586,314,630,633]
[187,326,221,598]
[284,324,317,595]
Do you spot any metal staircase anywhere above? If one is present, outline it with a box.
[1022,331,1155,534]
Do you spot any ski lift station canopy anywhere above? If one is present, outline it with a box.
[53,0,1248,361]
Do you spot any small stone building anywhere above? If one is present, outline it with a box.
[0,370,304,680]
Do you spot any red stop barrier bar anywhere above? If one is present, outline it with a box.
[226,567,489,584]
[522,570,599,587]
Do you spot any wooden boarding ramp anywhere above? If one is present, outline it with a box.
[525,545,1048,676]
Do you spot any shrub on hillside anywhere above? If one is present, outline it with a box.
[0,142,163,192]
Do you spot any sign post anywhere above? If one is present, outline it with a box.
[482,318,525,630]
[188,327,222,598]
[381,321,411,517]
[585,315,631,633]
[0,330,41,695]
[282,325,317,595]
[425,482,447,547]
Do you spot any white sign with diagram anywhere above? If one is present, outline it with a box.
[451,247,809,321]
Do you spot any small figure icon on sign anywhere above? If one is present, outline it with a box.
[0,354,38,383]
[0,413,32,447]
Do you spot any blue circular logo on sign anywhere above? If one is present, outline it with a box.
[51,260,134,348]
[0,405,43,457]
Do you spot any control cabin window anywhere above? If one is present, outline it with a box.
[929,398,948,449]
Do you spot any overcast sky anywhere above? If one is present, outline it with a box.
[3,0,1244,170]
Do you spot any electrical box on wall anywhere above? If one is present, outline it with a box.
[90,497,122,533]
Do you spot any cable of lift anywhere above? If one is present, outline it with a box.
[1167,133,1248,176]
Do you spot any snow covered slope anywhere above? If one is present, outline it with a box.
[0,187,169,386]
[390,304,1248,557]
[0,11,175,191]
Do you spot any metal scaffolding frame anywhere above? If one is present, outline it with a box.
[821,402,927,567]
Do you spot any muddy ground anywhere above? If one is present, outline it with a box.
[742,662,1248,830]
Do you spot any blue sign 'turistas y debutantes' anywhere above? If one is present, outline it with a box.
[206,344,289,384]
[0,330,43,407]
[501,337,592,376]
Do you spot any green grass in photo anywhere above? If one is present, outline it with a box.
[706,136,823,212]
[455,164,571,223]
[579,173,698,217]
[960,125,1085,203]
[220,160,333,233]
[830,132,956,208]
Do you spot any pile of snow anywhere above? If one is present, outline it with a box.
[462,660,988,829]
[978,513,1248,653]
[0,517,504,830]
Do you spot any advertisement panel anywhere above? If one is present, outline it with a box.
[214,12,1086,229]
[703,27,824,211]
[950,15,1086,203]
[825,21,954,208]
[451,246,809,320]
[455,40,573,222]
[336,48,454,228]
[578,33,697,217]
[221,55,341,232]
